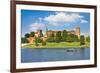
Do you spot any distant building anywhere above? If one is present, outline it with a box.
[34,30,43,37]
[67,30,75,35]
[46,27,80,38]
[27,27,80,44]
[47,30,62,37]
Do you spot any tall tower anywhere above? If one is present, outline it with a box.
[75,27,80,38]
[45,25,48,37]
[46,25,48,32]
[37,30,43,37]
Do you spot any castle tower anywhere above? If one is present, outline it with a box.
[75,27,80,38]
[37,30,43,37]
[45,25,48,37]
[46,25,48,32]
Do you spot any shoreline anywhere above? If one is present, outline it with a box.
[21,42,90,49]
[21,46,90,49]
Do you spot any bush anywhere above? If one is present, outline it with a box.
[86,36,90,42]
[55,37,60,43]
[42,41,46,46]
[55,31,62,43]
[47,37,55,42]
[30,32,35,37]
[37,37,42,43]
[25,33,30,38]
[35,37,39,46]
[21,37,28,43]
[80,35,85,45]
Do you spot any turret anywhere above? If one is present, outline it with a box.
[75,27,80,38]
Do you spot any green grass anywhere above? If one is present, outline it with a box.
[22,42,90,49]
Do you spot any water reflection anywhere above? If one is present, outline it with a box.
[21,48,90,63]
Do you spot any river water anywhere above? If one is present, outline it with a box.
[21,48,90,63]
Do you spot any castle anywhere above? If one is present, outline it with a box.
[27,27,80,44]
[46,27,80,38]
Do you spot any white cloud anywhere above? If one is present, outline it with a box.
[80,19,88,23]
[81,32,90,36]
[28,12,88,32]
[44,12,86,26]
[29,22,45,31]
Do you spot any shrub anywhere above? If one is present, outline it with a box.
[42,41,46,46]
[80,35,85,45]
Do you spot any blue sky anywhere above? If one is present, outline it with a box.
[21,9,90,37]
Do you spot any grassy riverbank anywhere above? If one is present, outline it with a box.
[22,42,90,49]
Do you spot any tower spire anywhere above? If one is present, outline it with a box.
[45,24,48,37]
[46,24,48,32]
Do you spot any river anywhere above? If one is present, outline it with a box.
[21,48,90,63]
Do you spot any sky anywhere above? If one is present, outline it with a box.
[21,9,90,37]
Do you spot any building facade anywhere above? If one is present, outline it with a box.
[46,27,80,38]
[27,27,80,44]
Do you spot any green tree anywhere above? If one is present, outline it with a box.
[37,37,42,43]
[62,30,68,41]
[67,34,73,42]
[47,33,55,42]
[67,34,79,42]
[73,35,79,42]
[86,36,90,42]
[25,33,30,38]
[35,37,39,46]
[56,31,62,43]
[21,37,28,43]
[30,32,35,37]
[80,35,85,45]
[42,40,46,46]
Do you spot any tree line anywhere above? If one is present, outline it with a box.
[47,30,79,42]
[21,30,90,46]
